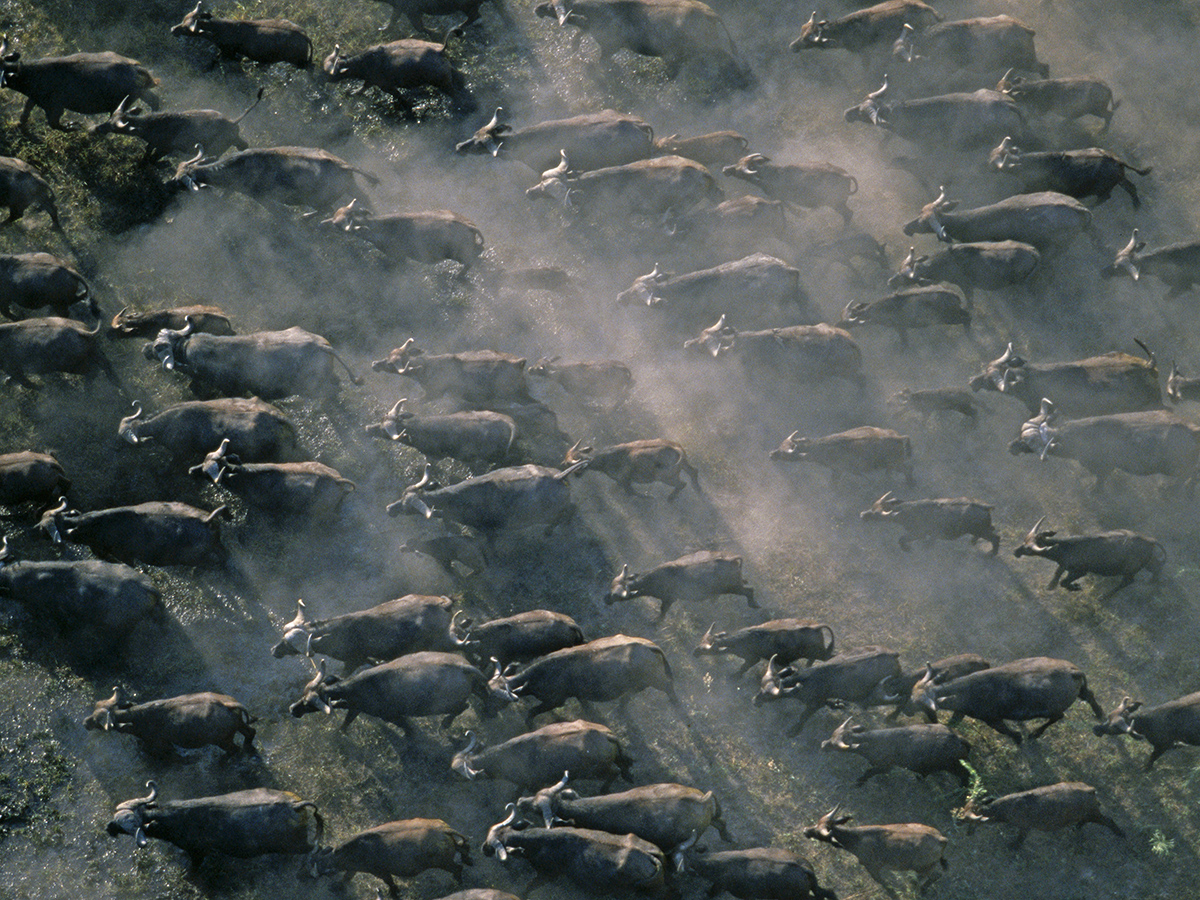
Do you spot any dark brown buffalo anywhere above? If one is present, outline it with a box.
[970,342,1161,418]
[515,775,731,850]
[455,108,654,173]
[804,808,948,892]
[146,321,362,399]
[497,634,684,723]
[723,153,857,224]
[191,440,356,518]
[792,0,941,53]
[839,284,968,346]
[0,253,94,321]
[903,189,1091,251]
[451,720,633,789]
[653,130,748,167]
[997,70,1117,129]
[119,397,299,463]
[528,153,723,220]
[894,14,1048,76]
[959,782,1122,847]
[888,241,1039,302]
[608,550,755,620]
[310,819,471,896]
[845,80,1029,150]
[368,0,512,33]
[168,146,378,213]
[0,157,60,227]
[534,0,747,82]
[667,195,790,257]
[0,39,160,131]
[1102,228,1200,300]
[324,200,485,270]
[367,401,517,468]
[1014,517,1165,596]
[1094,692,1200,770]
[990,137,1149,207]
[0,317,114,386]
[684,317,864,391]
[772,426,913,486]
[110,305,233,338]
[0,451,69,504]
[90,91,262,162]
[458,610,585,667]
[860,493,999,554]
[822,719,971,785]
[674,841,837,900]
[528,357,633,409]
[85,688,256,756]
[107,783,323,866]
[272,595,464,672]
[889,387,980,425]
[372,339,530,404]
[290,651,515,733]
[322,28,473,112]
[871,653,994,720]
[693,619,835,677]
[564,438,699,499]
[754,646,902,735]
[39,499,227,568]
[171,3,313,68]
[1009,401,1200,495]
[912,656,1104,743]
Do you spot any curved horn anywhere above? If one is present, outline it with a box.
[118,401,144,443]
[1025,516,1047,545]
[1120,228,1140,258]
[868,74,889,100]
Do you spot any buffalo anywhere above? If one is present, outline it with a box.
[1168,362,1200,404]
[118,397,300,463]
[309,819,471,896]
[959,782,1122,847]
[0,157,61,227]
[322,28,473,112]
[903,188,1092,251]
[528,356,633,409]
[171,2,313,68]
[607,550,755,621]
[845,79,1029,150]
[367,400,517,469]
[839,283,969,346]
[888,241,1039,302]
[458,609,585,667]
[771,426,913,486]
[997,70,1117,130]
[804,807,948,892]
[372,340,529,404]
[889,387,981,425]
[755,646,902,735]
[0,253,94,321]
[989,137,1149,207]
[84,688,256,756]
[0,451,69,505]
[38,499,227,568]
[455,108,654,173]
[893,14,1048,76]
[0,317,115,386]
[1102,228,1200,300]
[190,440,356,519]
[91,91,262,162]
[652,130,748,168]
[1093,692,1200,770]
[674,840,837,900]
[722,153,857,224]
[860,493,999,554]
[564,438,700,499]
[822,718,972,785]
[791,0,941,53]
[693,619,835,677]
[451,720,634,790]
[110,305,233,338]
[1014,517,1165,596]
[324,200,485,271]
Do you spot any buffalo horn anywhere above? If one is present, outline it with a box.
[1025,516,1047,546]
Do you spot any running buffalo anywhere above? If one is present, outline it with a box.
[309,819,471,896]
[1009,400,1200,495]
[145,320,362,399]
[722,153,857,224]
[452,720,634,790]
[38,499,228,568]
[272,595,465,672]
[911,656,1104,743]
[322,28,473,112]
[0,38,160,131]
[1094,692,1200,770]
[755,646,902,735]
[684,317,864,390]
[903,188,1092,251]
[0,253,94,321]
[367,401,517,469]
[372,339,530,404]
[970,341,1161,417]
[0,157,61,227]
[1014,517,1165,595]
[889,387,981,425]
[989,137,1149,207]
[107,783,323,866]
[888,241,1039,302]
[821,719,972,785]
[171,3,313,68]
[455,108,654,173]
[190,440,356,519]
[839,284,969,346]
[565,438,700,499]
[693,619,836,678]
[324,200,485,271]
[607,550,755,621]
[90,91,261,162]
[110,305,233,338]
[0,451,69,505]
[997,70,1117,130]
[458,610,585,667]
[1102,228,1200,300]
[893,14,1048,76]
[791,0,941,53]
[85,688,256,756]
[652,130,748,168]
[771,427,914,486]
[674,841,837,900]
[528,357,633,409]
[804,808,948,893]
[0,317,115,386]
[118,397,300,463]
[860,493,999,554]
[959,782,1122,847]
[845,79,1029,150]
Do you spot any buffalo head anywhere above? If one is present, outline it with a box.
[803,805,853,843]
[455,107,510,156]
[791,11,830,50]
[1009,398,1059,458]
[859,491,902,520]
[769,431,809,461]
[85,686,131,731]
[525,149,575,205]
[969,342,1026,392]
[1102,228,1145,281]
[171,1,212,37]
[845,76,890,125]
[617,263,671,306]
[682,314,738,356]
[902,185,958,242]
[107,781,159,847]
[1092,696,1146,739]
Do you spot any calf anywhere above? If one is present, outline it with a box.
[860,493,999,554]
[528,356,632,409]
[959,782,1122,847]
[0,39,160,131]
[496,634,685,723]
[997,71,1117,130]
[91,91,261,162]
[366,400,516,468]
[0,253,94,321]
[515,774,731,850]
[0,451,69,505]
[822,719,971,785]
[723,153,857,224]
[754,646,901,736]
[323,29,473,112]
[565,438,699,499]
[1094,692,1200,770]
[289,651,515,734]
[310,819,470,896]
[912,656,1104,743]
[693,619,835,678]
[1014,517,1165,596]
[118,397,300,463]
[191,440,356,519]
[0,157,61,227]
[0,317,115,386]
[607,550,755,621]
[839,284,969,346]
[171,3,313,68]
[673,841,837,900]
[451,720,634,790]
[990,137,1149,207]
[804,807,948,892]
[85,688,256,756]
[272,595,465,672]
[771,426,914,486]
[324,200,485,270]
[107,783,323,867]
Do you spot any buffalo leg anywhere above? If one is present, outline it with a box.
[1079,680,1105,718]
[1007,828,1028,850]
[786,703,820,737]
[655,598,674,623]
[855,766,888,786]
[340,709,360,732]
[525,700,558,724]
[18,97,38,131]
[1085,812,1124,837]
[1027,712,1064,740]
[382,874,400,897]
[1047,565,1066,590]
[1101,573,1136,600]
[1060,570,1084,591]
[1119,178,1140,208]
[737,586,758,609]
[731,657,757,679]
[981,716,1024,744]
[1144,743,1170,771]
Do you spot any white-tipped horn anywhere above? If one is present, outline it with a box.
[1025,516,1047,545]
[868,74,888,100]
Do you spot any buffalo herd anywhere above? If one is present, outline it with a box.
[0,0,1197,899]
